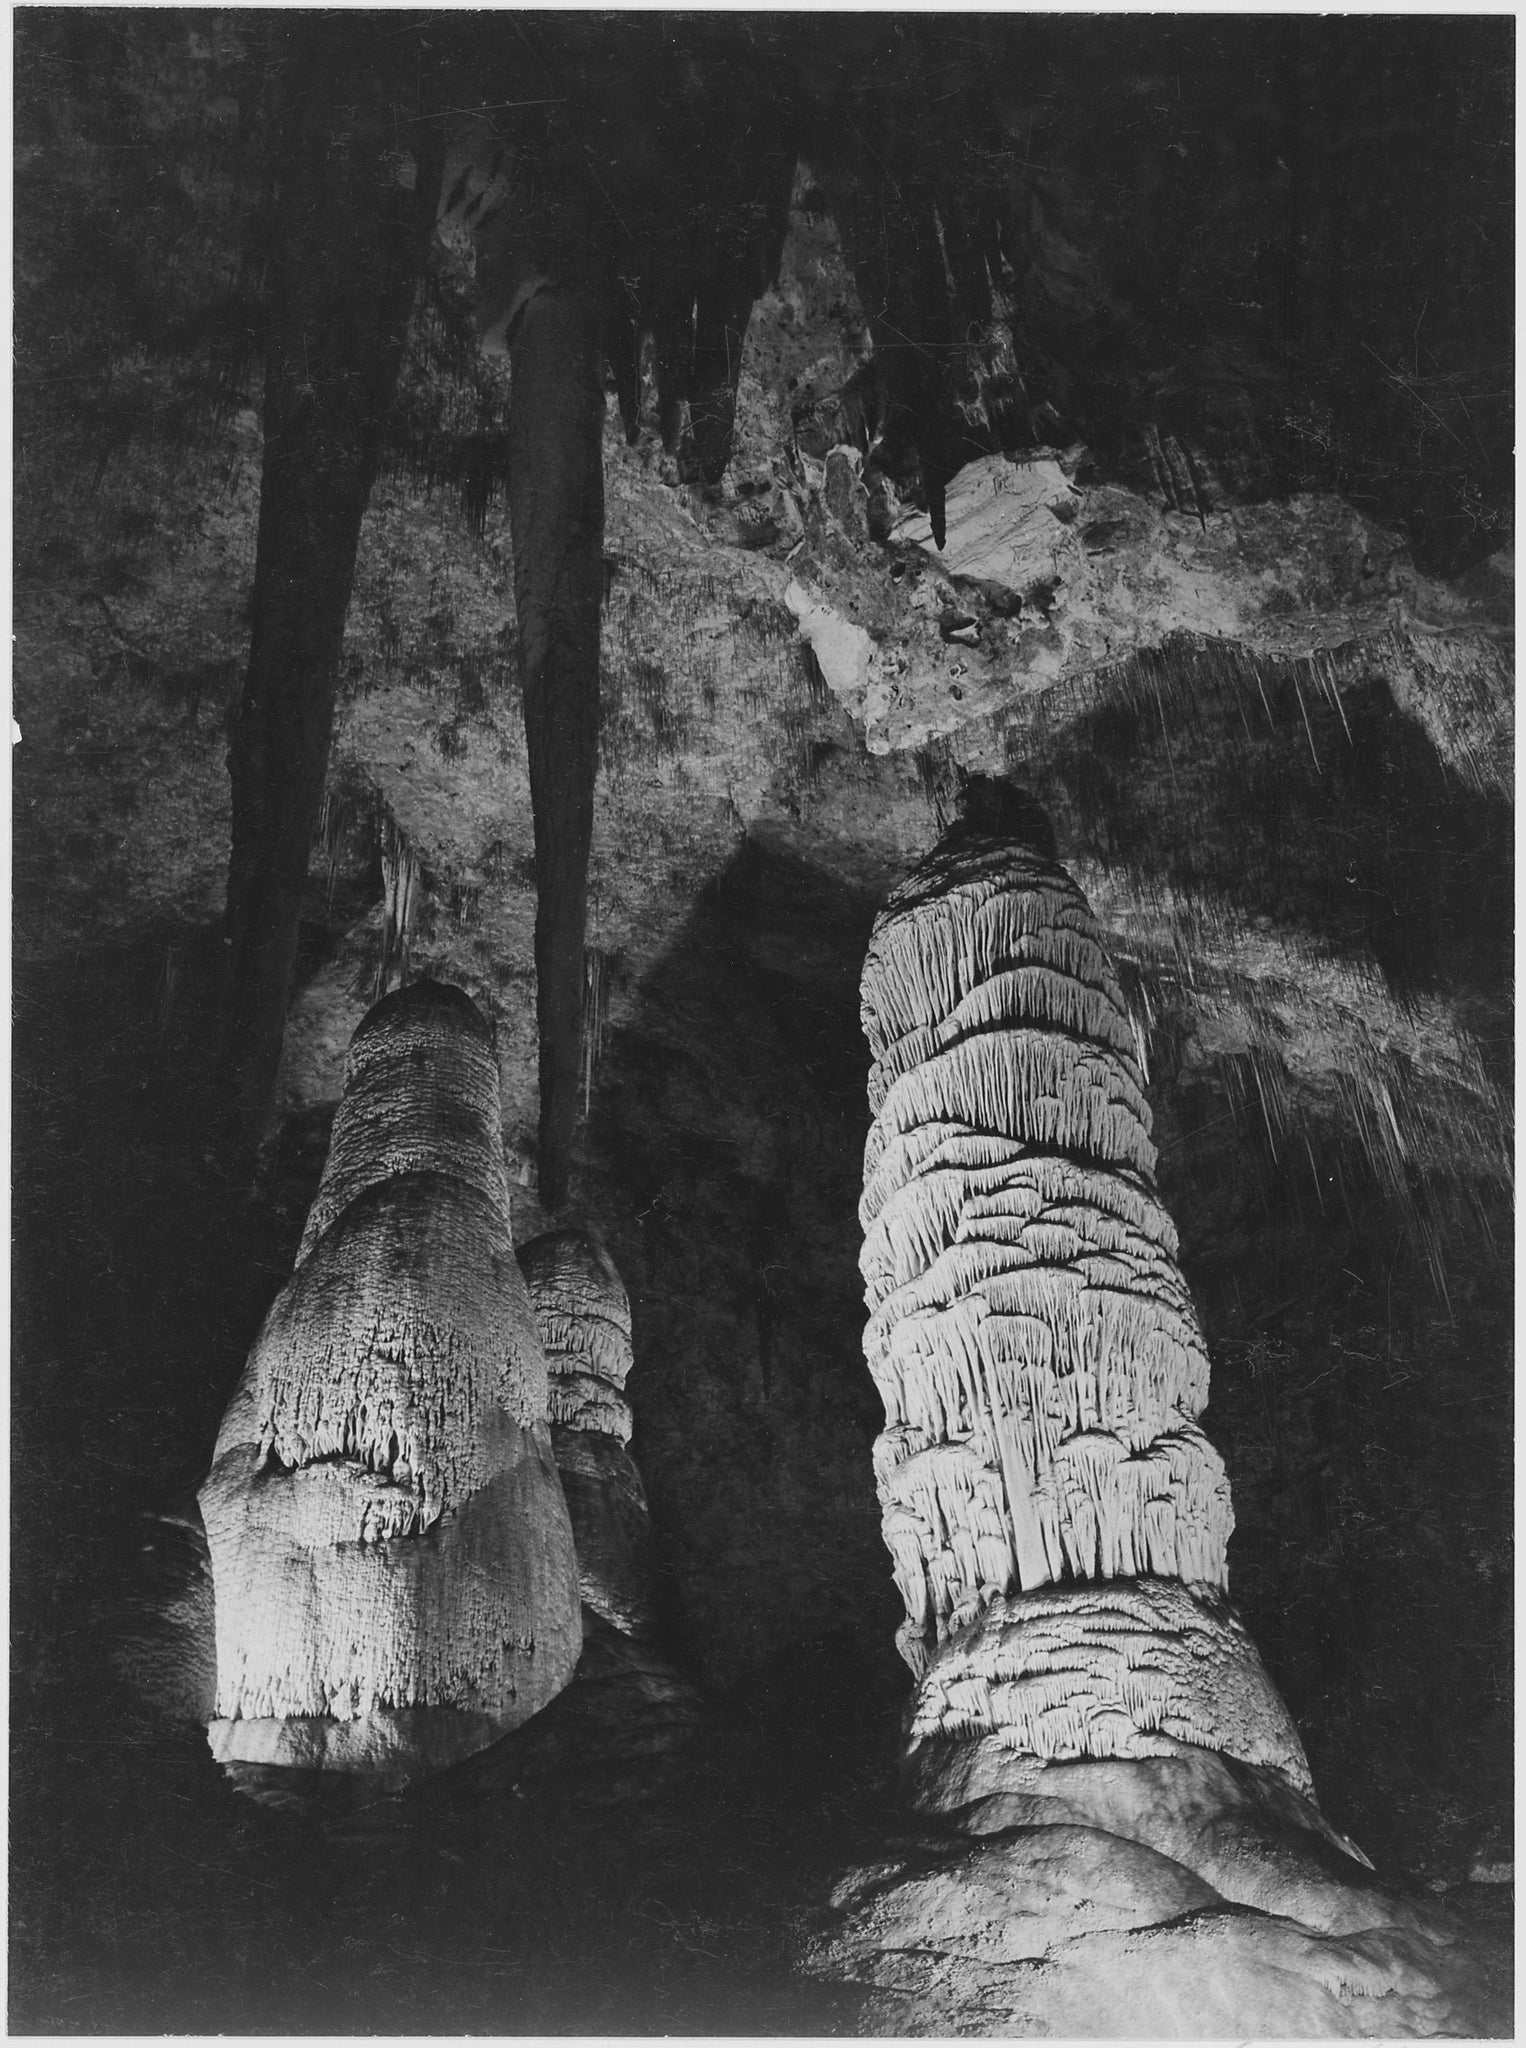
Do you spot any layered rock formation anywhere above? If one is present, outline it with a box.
[811,792,1502,2035]
[198,979,582,1774]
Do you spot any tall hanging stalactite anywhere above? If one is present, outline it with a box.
[447,22,799,1204]
[37,15,1512,1176]
[217,12,1510,1190]
[506,279,607,1212]
[220,20,443,1151]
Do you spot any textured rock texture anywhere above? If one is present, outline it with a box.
[806,816,1504,2032]
[858,825,1241,1691]
[906,1582,1310,1796]
[522,1230,649,1623]
[199,980,581,1772]
[789,452,1512,784]
[814,1819,1502,2038]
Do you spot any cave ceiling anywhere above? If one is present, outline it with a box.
[10,9,1514,2026]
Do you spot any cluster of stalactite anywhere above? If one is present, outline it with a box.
[858,799,1303,1797]
[199,979,580,1774]
[185,9,1505,1204]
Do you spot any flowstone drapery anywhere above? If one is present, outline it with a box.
[810,793,1500,2035]
[198,979,581,1775]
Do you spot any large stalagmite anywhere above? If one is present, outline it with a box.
[811,784,1500,2036]
[858,814,1262,1764]
[198,979,582,1775]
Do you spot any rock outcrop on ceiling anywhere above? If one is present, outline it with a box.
[11,11,1512,2032]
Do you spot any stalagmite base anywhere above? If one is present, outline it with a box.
[809,790,1504,2035]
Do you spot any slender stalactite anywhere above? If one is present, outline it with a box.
[442,26,798,1206]
[222,23,442,1153]
[506,283,606,1211]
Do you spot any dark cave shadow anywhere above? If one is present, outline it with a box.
[1019,653,1514,1875]
[577,825,911,1798]
[7,880,879,2033]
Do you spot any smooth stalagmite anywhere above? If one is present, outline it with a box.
[199,979,581,1775]
[811,785,1500,2035]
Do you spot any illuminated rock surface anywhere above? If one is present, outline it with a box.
[858,828,1238,1673]
[199,980,581,1774]
[805,814,1506,2034]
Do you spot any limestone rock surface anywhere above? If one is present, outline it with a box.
[814,1863,1503,2037]
[811,1770,1507,2038]
[789,451,1512,780]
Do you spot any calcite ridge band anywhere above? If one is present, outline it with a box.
[905,1579,1313,1798]
[300,978,510,1261]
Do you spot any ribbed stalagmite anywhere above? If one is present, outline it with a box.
[858,822,1271,1774]
[815,789,1498,2034]
[198,979,581,1775]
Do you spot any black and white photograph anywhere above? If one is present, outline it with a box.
[11,7,1514,2033]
